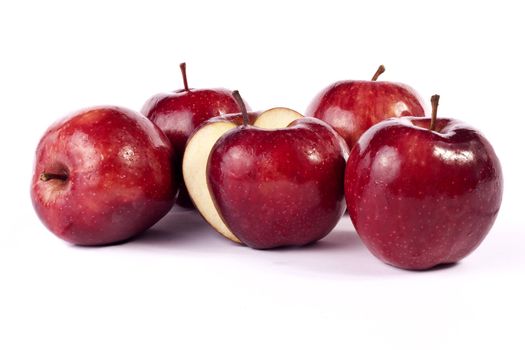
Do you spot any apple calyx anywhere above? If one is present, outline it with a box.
[371,65,386,81]
[179,62,190,92]
[232,90,250,126]
[429,94,440,131]
[40,172,68,182]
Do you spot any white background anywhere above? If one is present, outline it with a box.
[1,1,524,349]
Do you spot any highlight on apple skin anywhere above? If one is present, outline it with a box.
[142,63,249,208]
[185,91,349,249]
[344,95,503,270]
[306,65,425,150]
[31,106,177,246]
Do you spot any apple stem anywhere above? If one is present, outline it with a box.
[232,90,249,127]
[429,95,440,131]
[40,172,68,182]
[371,65,386,81]
[180,62,190,91]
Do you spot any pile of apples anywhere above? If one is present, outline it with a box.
[31,63,503,270]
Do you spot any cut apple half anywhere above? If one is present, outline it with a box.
[183,107,303,244]
[183,120,239,242]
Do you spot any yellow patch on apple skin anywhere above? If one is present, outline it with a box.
[37,179,69,205]
[253,107,303,129]
[183,121,241,243]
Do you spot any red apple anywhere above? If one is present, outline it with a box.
[306,65,425,150]
[31,106,176,246]
[200,91,348,249]
[344,95,503,270]
[142,63,248,208]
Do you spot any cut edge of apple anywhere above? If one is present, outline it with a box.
[183,107,303,244]
[253,107,303,129]
[183,120,240,243]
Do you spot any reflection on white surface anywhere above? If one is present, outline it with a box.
[433,145,474,164]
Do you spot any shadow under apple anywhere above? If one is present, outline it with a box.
[96,208,462,276]
[130,207,239,251]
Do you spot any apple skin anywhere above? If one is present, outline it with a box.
[207,118,348,249]
[31,106,176,246]
[142,87,246,208]
[306,80,425,150]
[344,117,503,270]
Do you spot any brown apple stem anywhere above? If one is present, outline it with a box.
[429,94,440,131]
[180,62,190,91]
[232,90,249,126]
[40,172,68,182]
[371,65,386,81]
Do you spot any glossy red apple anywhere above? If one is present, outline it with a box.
[204,92,348,249]
[142,63,248,208]
[345,95,503,270]
[306,65,425,150]
[31,106,176,246]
